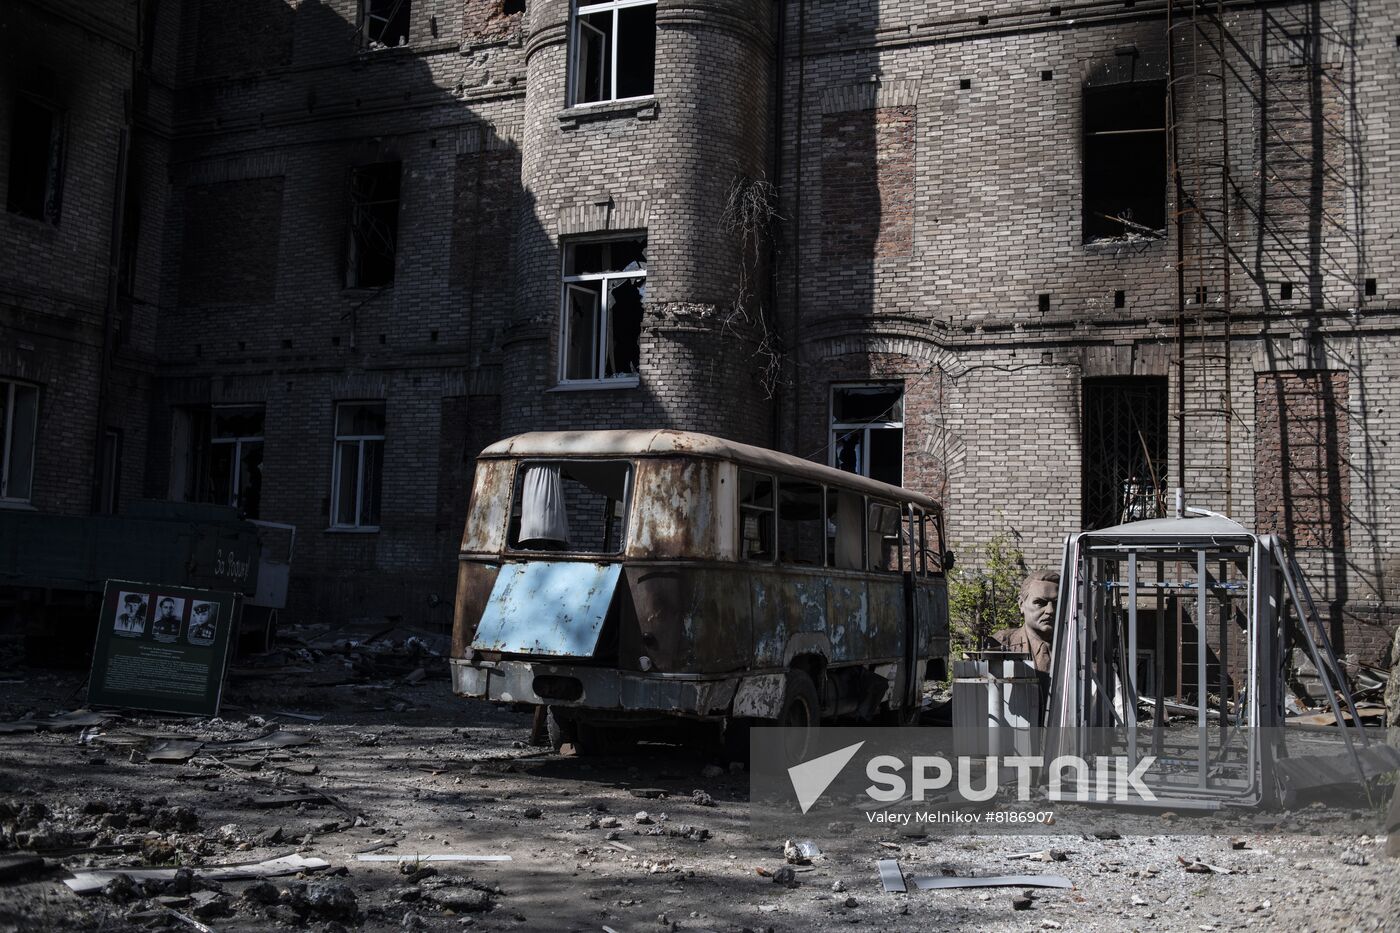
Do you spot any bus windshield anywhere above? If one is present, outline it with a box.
[507,460,632,554]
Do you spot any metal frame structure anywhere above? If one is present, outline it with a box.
[1043,510,1386,809]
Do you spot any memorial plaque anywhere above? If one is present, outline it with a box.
[88,580,240,717]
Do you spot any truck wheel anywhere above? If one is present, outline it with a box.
[776,669,820,761]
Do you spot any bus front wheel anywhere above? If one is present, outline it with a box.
[775,669,820,760]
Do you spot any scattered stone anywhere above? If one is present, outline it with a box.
[1132,894,1149,907]
[434,888,494,913]
[151,806,199,832]
[599,816,621,829]
[243,880,281,905]
[1093,830,1121,841]
[690,789,715,807]
[100,813,127,830]
[831,879,845,893]
[191,891,232,920]
[1229,838,1248,850]
[257,826,285,845]
[771,866,796,886]
[140,838,178,864]
[168,868,194,895]
[1340,848,1369,866]
[100,874,138,903]
[522,806,542,819]
[635,811,653,825]
[1012,895,1033,911]
[843,896,858,908]
[289,880,359,921]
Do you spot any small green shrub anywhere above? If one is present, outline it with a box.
[947,533,1028,660]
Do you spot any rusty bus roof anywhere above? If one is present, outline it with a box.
[479,429,941,513]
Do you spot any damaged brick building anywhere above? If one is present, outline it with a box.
[1,0,1397,669]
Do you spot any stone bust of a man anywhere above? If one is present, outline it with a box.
[993,571,1060,672]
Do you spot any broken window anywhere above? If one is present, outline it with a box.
[346,161,401,288]
[361,0,411,48]
[1081,377,1169,530]
[777,478,823,566]
[0,379,39,503]
[211,406,264,518]
[6,96,64,224]
[560,236,646,383]
[508,460,632,553]
[1082,81,1167,241]
[739,470,775,562]
[570,0,655,105]
[332,402,385,529]
[826,487,865,570]
[170,406,265,517]
[867,501,902,573]
[830,384,904,487]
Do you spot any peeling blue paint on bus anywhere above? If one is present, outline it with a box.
[470,561,622,657]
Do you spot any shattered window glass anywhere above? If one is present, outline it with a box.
[560,237,646,383]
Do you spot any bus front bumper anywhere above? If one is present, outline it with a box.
[449,658,739,717]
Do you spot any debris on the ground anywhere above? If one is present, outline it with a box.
[1177,856,1233,875]
[783,839,820,863]
[911,874,1074,890]
[65,854,330,895]
[1007,849,1069,862]
[0,710,113,734]
[878,858,906,893]
[355,854,512,863]
[690,789,715,807]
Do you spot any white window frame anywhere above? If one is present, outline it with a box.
[211,405,264,515]
[558,236,646,386]
[829,383,905,486]
[330,401,385,531]
[568,0,657,107]
[0,379,39,504]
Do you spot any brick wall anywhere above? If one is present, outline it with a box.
[1255,370,1350,550]
[178,177,285,306]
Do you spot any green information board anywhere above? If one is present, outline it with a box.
[88,580,241,717]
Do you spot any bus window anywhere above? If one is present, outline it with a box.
[867,501,902,572]
[508,460,631,553]
[778,479,824,566]
[740,470,775,561]
[827,487,864,570]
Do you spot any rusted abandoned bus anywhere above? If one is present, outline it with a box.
[450,430,949,754]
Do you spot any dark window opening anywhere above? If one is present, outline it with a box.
[7,96,64,223]
[347,161,401,288]
[502,0,525,13]
[1083,81,1166,242]
[173,405,265,519]
[831,384,904,487]
[1082,377,1169,529]
[740,470,775,561]
[508,460,632,553]
[777,478,823,566]
[363,0,411,48]
[332,402,385,529]
[0,380,39,502]
[571,0,655,105]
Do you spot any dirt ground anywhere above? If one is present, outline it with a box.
[1,628,1397,933]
